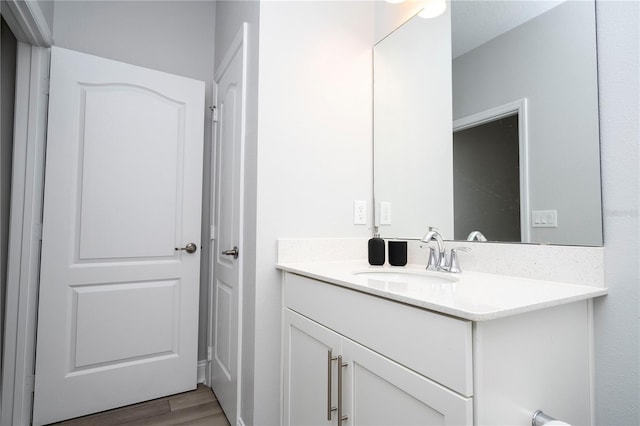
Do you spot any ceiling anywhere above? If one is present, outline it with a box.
[451,0,566,58]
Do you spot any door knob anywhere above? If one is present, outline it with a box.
[222,246,239,259]
[175,243,197,254]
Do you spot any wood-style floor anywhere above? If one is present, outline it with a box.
[52,384,230,426]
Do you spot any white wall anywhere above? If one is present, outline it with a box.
[35,0,54,34]
[374,0,424,43]
[452,1,602,246]
[254,2,375,423]
[52,0,216,361]
[593,1,639,424]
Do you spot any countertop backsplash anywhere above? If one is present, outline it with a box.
[278,238,604,287]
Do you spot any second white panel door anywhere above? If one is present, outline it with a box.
[211,23,248,426]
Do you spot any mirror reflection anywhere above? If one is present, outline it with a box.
[373,0,603,246]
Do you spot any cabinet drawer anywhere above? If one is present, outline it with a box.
[284,272,473,397]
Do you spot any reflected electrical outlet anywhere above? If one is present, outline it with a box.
[532,210,558,228]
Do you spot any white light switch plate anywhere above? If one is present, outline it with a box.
[380,202,392,225]
[353,200,367,225]
[532,210,558,227]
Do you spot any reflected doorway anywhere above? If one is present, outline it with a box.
[453,114,522,242]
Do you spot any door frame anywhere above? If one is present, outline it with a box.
[1,3,51,426]
[452,98,531,243]
[0,0,53,47]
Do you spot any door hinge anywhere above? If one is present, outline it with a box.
[207,346,213,362]
[35,223,43,241]
[26,375,35,393]
[210,225,216,241]
[210,105,218,123]
[43,76,50,95]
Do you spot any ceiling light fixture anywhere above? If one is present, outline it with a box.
[418,0,446,18]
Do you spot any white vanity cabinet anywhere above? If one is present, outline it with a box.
[283,273,473,426]
[284,310,472,426]
[282,271,594,426]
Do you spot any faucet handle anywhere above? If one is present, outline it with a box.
[426,247,439,271]
[448,247,471,273]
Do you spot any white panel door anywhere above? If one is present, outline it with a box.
[33,47,204,426]
[211,24,247,426]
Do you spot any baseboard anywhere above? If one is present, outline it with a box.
[197,360,207,384]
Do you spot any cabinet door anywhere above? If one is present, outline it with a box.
[284,310,342,426]
[342,339,472,426]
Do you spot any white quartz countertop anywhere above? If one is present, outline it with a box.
[277,261,608,321]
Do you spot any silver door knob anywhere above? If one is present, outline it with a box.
[175,243,197,254]
[222,246,239,259]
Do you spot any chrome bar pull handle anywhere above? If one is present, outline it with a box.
[327,350,337,420]
[337,355,348,423]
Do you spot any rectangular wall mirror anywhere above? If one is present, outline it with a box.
[373,0,603,246]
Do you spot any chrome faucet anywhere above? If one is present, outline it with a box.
[421,229,446,271]
[466,230,487,241]
[421,228,470,273]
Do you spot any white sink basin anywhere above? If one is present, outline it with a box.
[353,270,461,308]
[354,270,457,285]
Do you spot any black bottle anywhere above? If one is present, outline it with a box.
[368,233,385,265]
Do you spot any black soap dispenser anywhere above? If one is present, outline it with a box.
[368,231,385,266]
